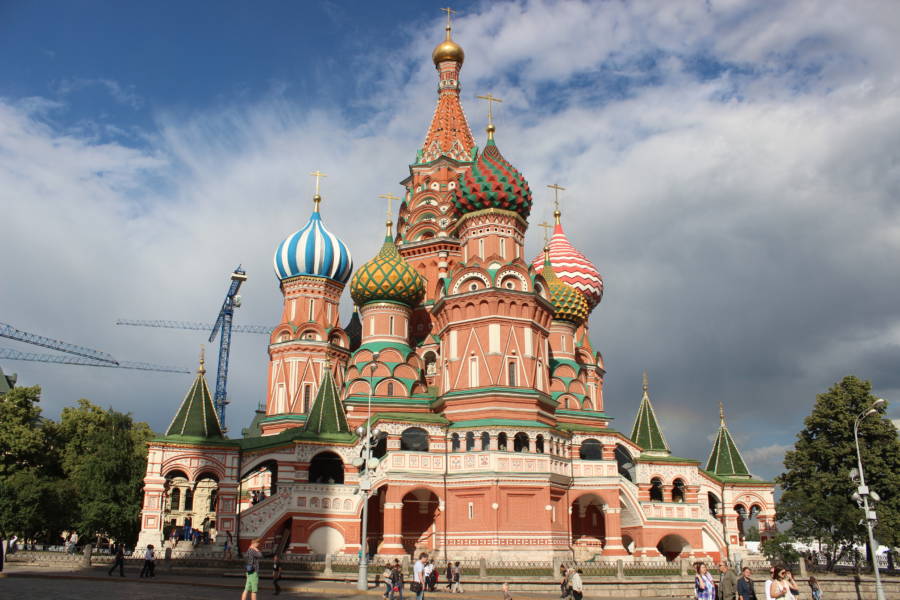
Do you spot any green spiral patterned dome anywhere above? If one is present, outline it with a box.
[541,251,588,325]
[350,235,425,307]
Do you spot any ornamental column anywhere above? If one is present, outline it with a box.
[381,487,405,555]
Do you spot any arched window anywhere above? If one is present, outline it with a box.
[672,479,686,503]
[451,433,460,451]
[387,382,395,397]
[401,427,429,452]
[708,492,721,518]
[481,431,490,451]
[184,487,194,511]
[650,478,664,502]
[536,434,545,453]
[303,384,312,413]
[469,356,479,387]
[497,432,508,451]
[615,445,635,482]
[465,431,475,451]
[209,489,218,512]
[513,432,530,453]
[508,361,517,386]
[389,315,394,335]
[579,438,603,460]
[309,451,344,484]
[372,435,387,459]
[170,488,181,511]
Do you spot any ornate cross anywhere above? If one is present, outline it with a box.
[378,193,401,221]
[537,221,553,245]
[476,93,503,128]
[310,170,328,196]
[440,6,455,28]
[547,183,566,213]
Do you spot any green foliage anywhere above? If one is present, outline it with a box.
[0,388,154,545]
[761,532,800,565]
[745,525,760,542]
[776,376,900,569]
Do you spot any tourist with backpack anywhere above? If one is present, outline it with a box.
[241,538,262,600]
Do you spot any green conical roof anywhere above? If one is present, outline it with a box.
[706,403,750,477]
[165,353,223,440]
[303,367,350,435]
[630,372,670,454]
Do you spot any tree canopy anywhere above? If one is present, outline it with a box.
[777,375,900,569]
[0,386,154,544]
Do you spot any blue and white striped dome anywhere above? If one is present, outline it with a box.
[273,208,353,284]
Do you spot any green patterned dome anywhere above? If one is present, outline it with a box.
[350,234,425,307]
[453,137,532,219]
[541,251,588,325]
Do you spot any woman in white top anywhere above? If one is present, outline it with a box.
[768,566,791,599]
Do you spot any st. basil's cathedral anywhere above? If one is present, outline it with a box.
[137,18,774,562]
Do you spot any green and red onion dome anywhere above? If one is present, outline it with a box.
[350,231,425,308]
[452,138,532,219]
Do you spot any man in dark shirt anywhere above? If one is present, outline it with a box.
[737,566,757,600]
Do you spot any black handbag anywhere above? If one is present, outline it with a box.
[410,581,423,593]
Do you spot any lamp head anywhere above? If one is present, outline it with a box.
[356,425,366,437]
[865,408,878,417]
[872,398,886,408]
[870,490,881,502]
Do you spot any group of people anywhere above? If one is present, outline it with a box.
[105,543,156,579]
[694,560,823,600]
[250,490,268,505]
[381,554,465,599]
[558,564,585,600]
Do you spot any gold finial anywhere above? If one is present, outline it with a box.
[547,183,566,224]
[537,221,553,245]
[476,93,503,139]
[310,170,327,211]
[198,345,206,375]
[719,401,726,426]
[642,371,649,393]
[378,193,401,237]
[440,6,455,35]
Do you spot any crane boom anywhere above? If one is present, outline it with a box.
[0,347,189,373]
[0,321,119,365]
[208,266,247,428]
[115,319,272,334]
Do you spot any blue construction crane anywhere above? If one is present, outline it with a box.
[0,348,189,373]
[0,321,188,373]
[208,266,248,428]
[116,319,272,335]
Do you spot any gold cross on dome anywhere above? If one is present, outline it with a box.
[476,93,503,128]
[547,183,566,213]
[440,6,456,28]
[378,193,401,221]
[310,170,328,196]
[537,221,553,245]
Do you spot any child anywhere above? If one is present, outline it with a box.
[809,575,822,600]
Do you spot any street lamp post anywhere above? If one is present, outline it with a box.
[852,398,886,600]
[356,353,380,591]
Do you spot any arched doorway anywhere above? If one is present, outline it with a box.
[241,460,278,511]
[401,489,439,555]
[194,472,220,542]
[657,534,691,561]
[571,494,606,550]
[309,451,344,484]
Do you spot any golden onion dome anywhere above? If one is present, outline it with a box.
[350,224,425,308]
[432,25,464,66]
[540,250,589,326]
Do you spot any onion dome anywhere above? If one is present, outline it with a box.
[531,212,603,309]
[540,249,589,325]
[350,222,425,307]
[453,136,533,219]
[274,195,353,284]
[432,24,464,66]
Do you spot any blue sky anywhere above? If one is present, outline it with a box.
[1,0,899,481]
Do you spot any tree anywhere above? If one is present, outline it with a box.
[0,386,57,478]
[777,376,900,570]
[761,531,800,566]
[745,525,761,542]
[57,400,154,545]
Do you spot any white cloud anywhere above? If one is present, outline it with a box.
[2,0,899,480]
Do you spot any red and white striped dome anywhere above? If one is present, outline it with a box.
[531,220,603,310]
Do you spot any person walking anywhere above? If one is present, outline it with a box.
[695,563,716,600]
[559,563,570,598]
[808,576,822,600]
[502,582,513,600]
[108,543,126,577]
[737,566,757,600]
[570,568,584,600]
[445,561,453,591]
[139,544,155,578]
[272,554,283,596]
[768,566,790,599]
[423,558,434,593]
[389,560,404,600]
[719,560,738,600]
[241,538,263,600]
[412,552,428,600]
[382,562,393,599]
[451,561,463,594]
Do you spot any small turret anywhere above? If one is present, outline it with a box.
[630,371,670,455]
[706,403,751,477]
[165,348,224,441]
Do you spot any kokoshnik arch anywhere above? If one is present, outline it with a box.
[136,16,774,562]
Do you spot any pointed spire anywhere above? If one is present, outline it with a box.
[706,402,751,477]
[630,372,670,455]
[165,349,224,440]
[303,367,350,435]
